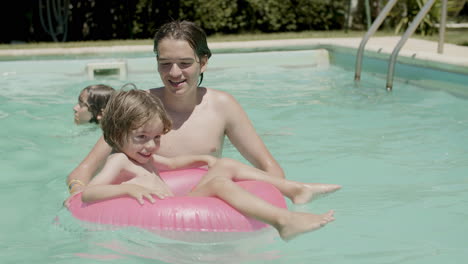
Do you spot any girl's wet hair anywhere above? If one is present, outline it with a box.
[82,84,115,124]
[100,88,172,152]
[153,20,212,86]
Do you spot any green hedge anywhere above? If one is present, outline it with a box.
[179,0,348,34]
[15,0,348,42]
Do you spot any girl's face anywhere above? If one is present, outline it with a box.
[156,38,207,96]
[73,90,93,124]
[121,116,165,165]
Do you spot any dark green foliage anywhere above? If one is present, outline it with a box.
[179,0,246,33]
[1,0,350,42]
[387,0,440,36]
[179,0,348,34]
[243,0,297,32]
[294,0,347,30]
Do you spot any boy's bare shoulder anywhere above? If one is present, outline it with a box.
[148,87,164,97]
[107,152,130,163]
[205,87,237,106]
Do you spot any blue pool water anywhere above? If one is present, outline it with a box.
[0,50,467,263]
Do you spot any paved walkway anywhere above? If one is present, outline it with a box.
[1,37,468,70]
[209,37,468,69]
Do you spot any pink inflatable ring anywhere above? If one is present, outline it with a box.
[68,168,287,233]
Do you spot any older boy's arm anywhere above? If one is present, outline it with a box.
[152,154,217,170]
[67,136,112,193]
[221,92,285,178]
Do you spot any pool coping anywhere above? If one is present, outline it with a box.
[1,37,468,75]
[210,37,468,74]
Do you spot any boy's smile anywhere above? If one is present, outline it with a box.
[122,117,165,165]
[157,38,207,96]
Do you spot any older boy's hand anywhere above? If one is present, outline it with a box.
[63,189,83,208]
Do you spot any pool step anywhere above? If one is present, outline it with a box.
[86,61,127,80]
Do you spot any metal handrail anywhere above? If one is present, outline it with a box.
[355,0,448,91]
[354,0,399,81]
[386,0,437,91]
[438,0,448,54]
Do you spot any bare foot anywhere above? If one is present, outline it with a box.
[292,183,341,204]
[278,210,335,241]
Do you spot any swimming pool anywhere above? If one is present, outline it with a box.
[0,49,467,263]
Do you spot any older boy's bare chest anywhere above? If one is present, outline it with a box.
[160,105,225,157]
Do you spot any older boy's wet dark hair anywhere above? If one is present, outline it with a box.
[153,20,212,86]
[100,89,172,152]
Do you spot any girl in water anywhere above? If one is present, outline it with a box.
[73,84,114,125]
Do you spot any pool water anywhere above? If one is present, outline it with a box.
[0,50,467,263]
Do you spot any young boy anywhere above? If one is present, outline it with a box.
[81,89,340,241]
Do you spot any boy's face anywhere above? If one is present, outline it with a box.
[73,90,93,124]
[157,38,207,96]
[121,116,165,164]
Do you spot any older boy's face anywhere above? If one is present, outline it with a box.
[157,38,207,96]
[121,117,165,165]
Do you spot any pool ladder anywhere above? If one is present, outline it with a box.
[354,0,448,91]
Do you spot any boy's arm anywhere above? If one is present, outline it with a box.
[81,153,129,203]
[152,154,217,170]
[82,183,157,205]
[81,153,170,204]
[82,184,132,203]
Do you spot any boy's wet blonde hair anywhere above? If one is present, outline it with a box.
[100,89,172,152]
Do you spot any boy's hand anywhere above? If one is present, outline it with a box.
[122,183,172,205]
[205,156,218,168]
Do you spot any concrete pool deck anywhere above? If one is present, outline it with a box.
[211,37,468,69]
[1,36,468,71]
